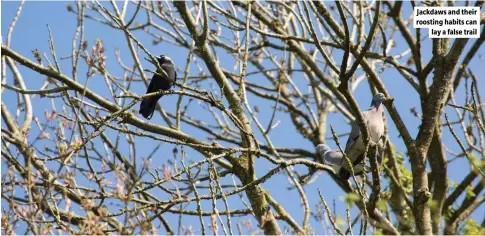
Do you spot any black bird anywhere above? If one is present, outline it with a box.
[139,55,177,119]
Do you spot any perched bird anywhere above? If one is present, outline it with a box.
[339,93,387,180]
[139,55,177,119]
[316,144,367,176]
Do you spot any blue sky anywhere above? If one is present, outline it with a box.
[2,1,484,234]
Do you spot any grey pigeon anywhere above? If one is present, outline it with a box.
[338,93,386,180]
[316,144,368,175]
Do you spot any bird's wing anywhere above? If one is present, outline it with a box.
[344,120,361,153]
[324,150,343,165]
[345,110,378,151]
[146,75,157,93]
[341,111,372,170]
[139,74,160,119]
[367,107,385,143]
[161,64,176,81]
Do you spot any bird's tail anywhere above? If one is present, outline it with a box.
[139,96,158,119]
[338,168,351,180]
[338,162,369,180]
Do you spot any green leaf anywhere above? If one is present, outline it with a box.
[428,199,439,211]
[376,199,388,211]
[374,228,384,235]
[58,142,67,153]
[463,219,485,235]
[444,207,455,220]
[335,217,345,227]
[341,192,361,206]
[70,142,79,149]
[466,186,476,199]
